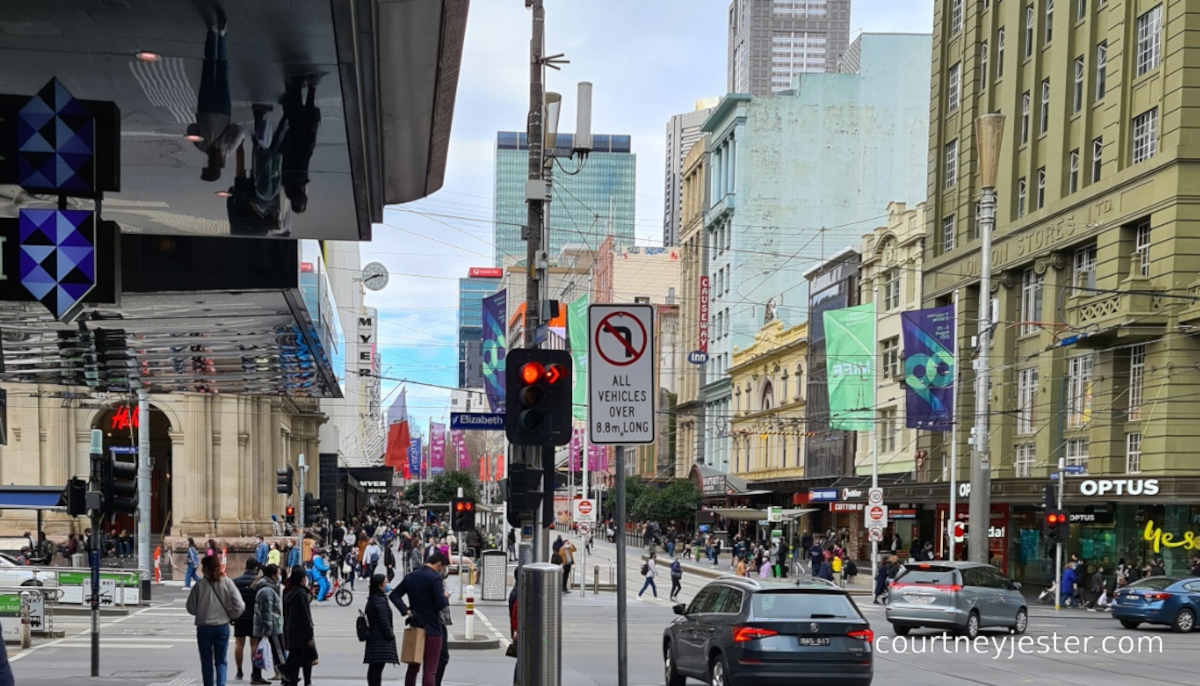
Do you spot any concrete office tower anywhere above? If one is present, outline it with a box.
[727,0,852,96]
[664,98,720,247]
[493,132,636,267]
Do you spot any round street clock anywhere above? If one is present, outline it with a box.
[362,262,389,291]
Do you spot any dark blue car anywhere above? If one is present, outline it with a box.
[1112,576,1199,632]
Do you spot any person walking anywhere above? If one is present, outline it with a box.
[186,555,245,686]
[364,538,383,578]
[184,538,202,588]
[187,11,242,183]
[508,567,521,686]
[250,564,284,685]
[873,556,892,604]
[560,538,577,594]
[1061,561,1078,608]
[364,573,399,686]
[254,536,269,567]
[1088,566,1106,611]
[637,552,658,600]
[267,542,281,568]
[669,557,683,601]
[231,559,260,681]
[507,528,516,562]
[286,539,301,570]
[389,551,451,686]
[282,566,317,686]
[817,550,834,582]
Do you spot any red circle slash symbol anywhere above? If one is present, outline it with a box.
[595,312,647,367]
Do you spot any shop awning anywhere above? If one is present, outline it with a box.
[705,507,820,521]
[0,486,67,511]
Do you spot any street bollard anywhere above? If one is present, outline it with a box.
[594,566,599,595]
[518,563,562,686]
[465,584,475,640]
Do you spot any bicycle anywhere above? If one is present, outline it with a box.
[311,574,353,607]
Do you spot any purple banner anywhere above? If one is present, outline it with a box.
[902,305,956,431]
[408,437,422,479]
[429,422,446,476]
[482,290,507,413]
[451,430,469,471]
[587,443,607,472]
[569,428,584,471]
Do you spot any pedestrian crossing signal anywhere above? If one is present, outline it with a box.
[452,497,476,532]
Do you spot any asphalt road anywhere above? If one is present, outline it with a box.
[7,537,1195,686]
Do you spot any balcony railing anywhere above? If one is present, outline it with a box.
[1062,275,1168,343]
[704,192,735,227]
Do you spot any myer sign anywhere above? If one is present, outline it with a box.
[1079,478,1159,497]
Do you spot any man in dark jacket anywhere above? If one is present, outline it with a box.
[390,551,450,686]
[509,567,520,686]
[232,558,260,681]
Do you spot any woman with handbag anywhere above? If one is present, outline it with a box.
[186,555,246,686]
[364,573,398,686]
[282,566,317,686]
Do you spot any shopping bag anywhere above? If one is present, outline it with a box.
[400,626,426,665]
[253,637,274,673]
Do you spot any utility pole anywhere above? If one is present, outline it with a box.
[298,453,307,557]
[969,114,1005,564]
[525,0,548,563]
[136,387,151,597]
[87,429,103,677]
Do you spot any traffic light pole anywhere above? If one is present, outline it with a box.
[525,0,548,564]
[136,388,151,597]
[298,453,306,559]
[1055,457,1064,611]
[87,429,102,678]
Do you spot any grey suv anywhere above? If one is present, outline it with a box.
[663,577,873,686]
[884,561,1027,638]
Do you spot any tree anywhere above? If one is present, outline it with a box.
[603,478,650,521]
[401,471,478,505]
[648,479,703,527]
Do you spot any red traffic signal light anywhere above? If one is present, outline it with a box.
[1045,512,1066,525]
[544,364,564,384]
[286,505,294,517]
[521,362,544,384]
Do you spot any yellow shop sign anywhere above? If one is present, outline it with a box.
[1142,521,1200,554]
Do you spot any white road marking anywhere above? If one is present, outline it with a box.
[473,608,509,648]
[10,601,166,662]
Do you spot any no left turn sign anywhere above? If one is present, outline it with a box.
[588,304,655,445]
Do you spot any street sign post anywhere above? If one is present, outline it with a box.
[865,505,888,530]
[450,412,506,431]
[577,522,592,537]
[588,304,655,445]
[573,498,597,523]
[868,488,883,505]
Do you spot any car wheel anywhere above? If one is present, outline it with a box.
[1172,608,1195,633]
[1013,608,1028,635]
[1119,619,1141,630]
[959,611,980,639]
[892,624,911,636]
[664,644,685,686]
[709,653,730,686]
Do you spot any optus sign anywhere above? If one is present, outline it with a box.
[698,276,710,353]
[1078,478,1159,497]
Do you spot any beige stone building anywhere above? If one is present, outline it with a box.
[674,137,709,478]
[728,320,808,484]
[0,386,321,538]
[856,202,927,477]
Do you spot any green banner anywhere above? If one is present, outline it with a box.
[823,304,876,431]
[0,595,19,614]
[59,571,137,587]
[568,295,589,420]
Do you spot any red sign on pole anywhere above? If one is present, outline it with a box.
[698,276,710,353]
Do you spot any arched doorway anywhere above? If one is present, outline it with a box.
[94,405,173,537]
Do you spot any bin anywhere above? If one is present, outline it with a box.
[71,553,86,568]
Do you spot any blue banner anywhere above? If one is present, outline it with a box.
[408,437,422,479]
[902,305,955,430]
[481,290,507,413]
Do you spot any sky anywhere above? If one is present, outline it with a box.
[363,0,935,431]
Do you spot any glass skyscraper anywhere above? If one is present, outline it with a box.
[458,276,501,388]
[493,132,636,266]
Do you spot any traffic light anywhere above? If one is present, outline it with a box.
[64,477,87,517]
[505,349,572,446]
[101,455,138,518]
[285,505,295,524]
[276,466,294,495]
[1044,510,1069,544]
[504,463,544,528]
[303,493,319,526]
[451,497,477,531]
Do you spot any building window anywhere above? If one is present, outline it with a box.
[1066,354,1094,428]
[1074,243,1096,289]
[997,29,1005,77]
[1135,220,1151,276]
[1020,268,1043,335]
[1021,91,1030,144]
[1128,343,1145,420]
[795,364,803,400]
[780,372,788,401]
[1132,108,1158,164]
[883,268,901,310]
[1095,42,1107,101]
[1073,57,1084,113]
[1045,0,1054,44]
[947,63,961,113]
[1065,438,1090,473]
[1092,137,1103,182]
[1077,0,1086,20]
[945,139,958,188]
[1068,150,1079,193]
[1039,79,1050,134]
[942,214,956,253]
[951,0,964,34]
[1024,5,1034,58]
[1036,167,1046,209]
[1017,177,1027,217]
[1123,433,1143,474]
[1017,368,1038,434]
[1015,444,1036,477]
[980,42,989,91]
[1136,5,1163,76]
[880,408,897,453]
[882,337,900,378]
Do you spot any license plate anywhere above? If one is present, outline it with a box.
[799,637,830,647]
[905,595,935,605]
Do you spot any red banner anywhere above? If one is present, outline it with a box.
[385,421,412,478]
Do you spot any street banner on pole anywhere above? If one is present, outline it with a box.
[482,290,507,413]
[823,304,876,431]
[568,295,589,420]
[429,422,446,475]
[385,421,411,477]
[902,305,956,430]
[450,430,469,471]
[569,427,584,471]
[408,437,422,479]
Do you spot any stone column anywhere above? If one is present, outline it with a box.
[215,395,242,535]
[179,394,215,536]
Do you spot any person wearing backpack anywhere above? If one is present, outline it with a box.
[250,564,283,685]
[637,551,658,600]
[363,573,397,686]
[231,559,260,681]
[669,558,683,601]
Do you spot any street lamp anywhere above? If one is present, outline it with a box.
[969,113,1005,565]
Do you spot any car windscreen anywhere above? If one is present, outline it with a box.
[894,566,957,585]
[1125,577,1181,591]
[751,591,860,619]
